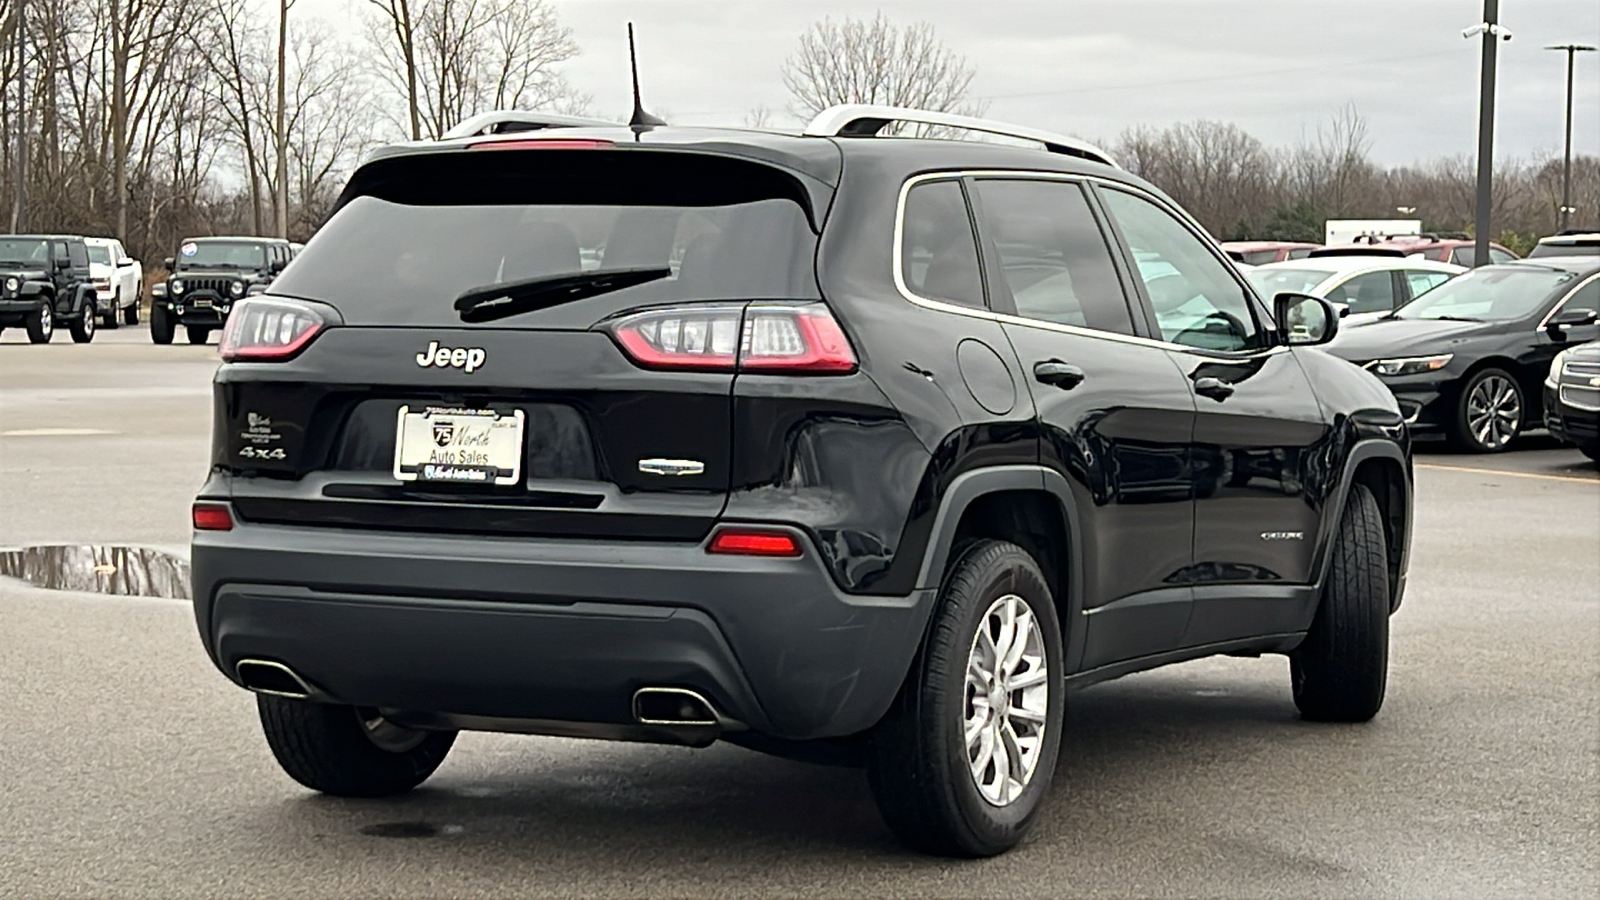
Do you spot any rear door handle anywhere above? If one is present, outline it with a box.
[1033,360,1086,390]
[1193,376,1235,401]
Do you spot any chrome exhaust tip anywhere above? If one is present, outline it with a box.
[236,659,314,700]
[632,687,720,727]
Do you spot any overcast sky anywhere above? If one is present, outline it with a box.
[307,0,1598,165]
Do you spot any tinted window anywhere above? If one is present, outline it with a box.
[67,242,89,267]
[1559,278,1599,313]
[973,179,1133,334]
[1397,267,1578,322]
[1529,241,1599,258]
[277,196,818,325]
[901,180,984,308]
[1326,270,1397,314]
[1404,270,1452,299]
[1099,189,1267,351]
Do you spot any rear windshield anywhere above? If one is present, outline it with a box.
[178,241,267,269]
[1245,267,1336,297]
[272,150,821,326]
[1530,241,1600,258]
[86,244,114,265]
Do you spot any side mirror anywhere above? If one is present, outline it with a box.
[1547,308,1598,334]
[1274,292,1339,346]
[163,257,176,270]
[55,256,71,269]
[116,258,134,268]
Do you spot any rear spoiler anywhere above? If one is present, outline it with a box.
[1308,247,1407,259]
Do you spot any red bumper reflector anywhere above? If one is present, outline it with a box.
[192,503,234,532]
[707,528,802,557]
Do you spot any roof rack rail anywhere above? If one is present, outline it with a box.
[441,110,620,140]
[801,104,1119,168]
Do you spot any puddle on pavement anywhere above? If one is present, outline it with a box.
[0,544,191,600]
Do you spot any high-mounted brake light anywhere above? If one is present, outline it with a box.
[219,298,331,361]
[192,502,234,532]
[603,303,857,374]
[707,528,802,557]
[468,138,615,151]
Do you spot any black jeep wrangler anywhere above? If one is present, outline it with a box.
[152,236,292,345]
[0,234,100,343]
[192,106,1413,857]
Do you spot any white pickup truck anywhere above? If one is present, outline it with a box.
[84,237,143,327]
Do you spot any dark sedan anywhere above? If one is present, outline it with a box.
[1325,258,1600,452]
[1545,339,1600,462]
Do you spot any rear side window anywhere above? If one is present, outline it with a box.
[900,179,984,308]
[1240,249,1280,266]
[1286,247,1314,260]
[68,243,88,267]
[274,150,821,326]
[972,179,1134,334]
[1099,188,1268,352]
[1326,270,1397,314]
[1489,248,1516,264]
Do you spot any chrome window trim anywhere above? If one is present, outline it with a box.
[1537,271,1600,330]
[891,169,1286,359]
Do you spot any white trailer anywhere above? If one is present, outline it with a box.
[1324,219,1422,246]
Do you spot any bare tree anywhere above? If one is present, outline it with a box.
[365,0,581,140]
[781,13,984,129]
[274,0,292,237]
[208,0,268,234]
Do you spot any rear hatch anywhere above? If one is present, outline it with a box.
[212,143,831,541]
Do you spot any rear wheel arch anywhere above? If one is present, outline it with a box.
[915,467,1083,644]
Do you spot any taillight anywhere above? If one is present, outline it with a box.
[192,502,234,531]
[707,527,802,557]
[219,298,332,361]
[603,303,856,374]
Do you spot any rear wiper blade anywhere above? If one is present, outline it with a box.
[454,267,672,324]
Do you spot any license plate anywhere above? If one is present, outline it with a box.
[392,406,525,486]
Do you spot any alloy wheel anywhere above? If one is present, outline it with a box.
[1466,374,1520,450]
[964,593,1050,806]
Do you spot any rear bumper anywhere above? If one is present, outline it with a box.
[192,517,934,740]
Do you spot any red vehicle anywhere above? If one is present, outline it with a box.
[1219,240,1321,265]
[1310,234,1517,267]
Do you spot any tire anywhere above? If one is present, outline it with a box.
[1290,483,1390,723]
[1581,443,1599,464]
[70,303,96,343]
[257,695,456,797]
[25,303,54,343]
[868,539,1064,857]
[1451,367,1523,453]
[122,299,139,326]
[150,305,174,344]
[102,292,120,329]
[186,325,210,345]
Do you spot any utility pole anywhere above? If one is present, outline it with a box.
[275,0,292,239]
[11,0,25,232]
[1467,0,1507,268]
[1546,43,1597,232]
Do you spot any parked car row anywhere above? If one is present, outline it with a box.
[0,232,299,344]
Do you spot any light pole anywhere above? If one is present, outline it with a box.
[1546,43,1597,232]
[1464,1,1510,267]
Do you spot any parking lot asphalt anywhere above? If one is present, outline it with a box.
[2,325,1597,898]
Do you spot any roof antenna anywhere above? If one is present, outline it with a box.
[627,23,667,134]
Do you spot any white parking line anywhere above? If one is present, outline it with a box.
[1416,462,1599,485]
[1,428,118,437]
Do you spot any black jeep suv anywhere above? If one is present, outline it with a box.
[152,236,292,345]
[191,106,1413,857]
[0,234,100,343]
